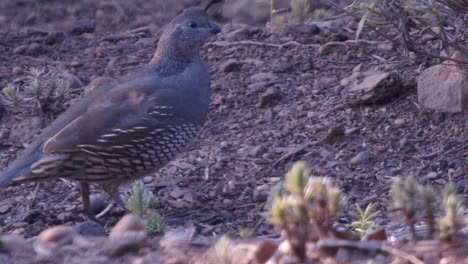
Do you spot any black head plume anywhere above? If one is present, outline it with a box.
[205,0,222,11]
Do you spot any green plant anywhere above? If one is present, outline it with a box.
[145,211,166,235]
[269,162,351,262]
[418,184,437,237]
[122,180,166,235]
[238,227,254,239]
[350,203,381,238]
[1,67,72,114]
[213,235,236,264]
[122,180,154,217]
[1,84,21,107]
[439,184,465,241]
[290,0,311,23]
[391,177,418,242]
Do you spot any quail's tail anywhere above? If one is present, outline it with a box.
[0,152,41,188]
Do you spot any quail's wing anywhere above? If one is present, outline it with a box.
[42,80,200,165]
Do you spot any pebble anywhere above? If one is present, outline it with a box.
[36,226,77,245]
[393,118,406,127]
[258,87,282,107]
[25,43,44,56]
[75,220,106,236]
[11,67,24,76]
[0,235,30,253]
[350,151,370,165]
[426,171,438,179]
[249,145,268,157]
[66,74,84,89]
[250,72,276,83]
[89,194,107,214]
[219,59,241,72]
[109,214,146,239]
[57,212,74,222]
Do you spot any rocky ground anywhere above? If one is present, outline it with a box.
[0,0,466,263]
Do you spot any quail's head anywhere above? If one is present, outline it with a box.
[158,8,221,58]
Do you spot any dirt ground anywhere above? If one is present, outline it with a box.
[0,0,466,263]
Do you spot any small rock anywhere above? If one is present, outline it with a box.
[247,81,269,91]
[57,212,74,222]
[342,70,402,105]
[253,191,268,202]
[109,214,146,240]
[249,145,268,157]
[350,151,370,165]
[170,188,186,199]
[322,125,345,144]
[258,87,282,107]
[71,19,96,35]
[66,74,84,90]
[0,202,12,214]
[393,118,405,127]
[11,67,24,76]
[0,235,30,254]
[426,171,438,179]
[104,231,147,257]
[25,43,45,56]
[417,51,467,112]
[250,72,276,83]
[13,44,28,54]
[271,61,292,73]
[36,226,77,245]
[44,32,64,45]
[219,59,241,72]
[89,194,107,214]
[74,220,106,236]
[182,190,202,204]
[345,127,359,135]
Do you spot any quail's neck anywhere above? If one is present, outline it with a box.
[148,37,200,77]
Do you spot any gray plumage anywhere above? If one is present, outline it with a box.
[0,7,221,216]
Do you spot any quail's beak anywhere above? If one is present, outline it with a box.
[209,23,221,34]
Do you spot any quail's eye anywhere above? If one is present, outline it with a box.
[187,21,198,28]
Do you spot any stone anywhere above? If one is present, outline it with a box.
[25,43,45,56]
[109,214,146,240]
[417,52,467,112]
[11,67,24,76]
[350,151,370,165]
[258,87,282,107]
[71,19,96,35]
[250,72,276,83]
[393,118,405,127]
[322,125,345,144]
[105,214,147,256]
[89,194,107,214]
[57,212,74,222]
[426,171,438,179]
[219,59,241,72]
[0,235,30,254]
[36,226,77,245]
[342,70,402,105]
[249,145,268,157]
[66,74,84,90]
[75,220,106,236]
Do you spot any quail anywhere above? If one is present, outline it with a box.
[0,2,222,218]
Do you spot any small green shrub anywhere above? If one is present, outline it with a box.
[122,180,166,235]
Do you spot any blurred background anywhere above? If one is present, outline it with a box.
[0,0,337,33]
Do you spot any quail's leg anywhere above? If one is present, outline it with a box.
[79,182,101,222]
